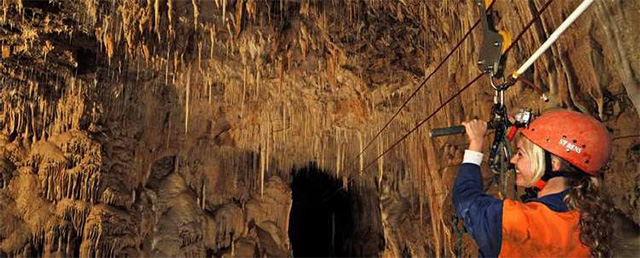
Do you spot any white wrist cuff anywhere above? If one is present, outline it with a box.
[463,150,484,166]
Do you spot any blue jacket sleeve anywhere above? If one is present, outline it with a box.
[452,163,503,257]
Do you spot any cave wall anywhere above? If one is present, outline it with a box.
[0,0,638,257]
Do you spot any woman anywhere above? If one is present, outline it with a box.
[453,110,614,257]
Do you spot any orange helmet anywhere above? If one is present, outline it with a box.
[520,110,611,176]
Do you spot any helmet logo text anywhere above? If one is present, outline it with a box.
[559,138,582,154]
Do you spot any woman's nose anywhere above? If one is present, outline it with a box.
[510,154,517,164]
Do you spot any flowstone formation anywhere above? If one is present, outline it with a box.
[1,0,639,257]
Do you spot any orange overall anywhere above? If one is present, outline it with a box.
[454,163,592,257]
[500,199,590,257]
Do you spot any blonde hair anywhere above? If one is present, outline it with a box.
[515,133,546,187]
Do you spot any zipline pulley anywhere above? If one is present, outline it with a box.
[476,0,509,78]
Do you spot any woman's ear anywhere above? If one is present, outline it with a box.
[551,157,562,171]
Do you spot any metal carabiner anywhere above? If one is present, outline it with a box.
[489,72,508,91]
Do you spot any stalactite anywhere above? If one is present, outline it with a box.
[185,65,191,134]
[209,26,216,58]
[165,46,170,86]
[167,0,174,38]
[7,107,13,136]
[208,78,212,104]
[222,0,227,26]
[198,41,203,74]
[154,0,160,39]
[377,136,383,189]
[240,56,247,119]
[341,137,347,177]
[320,135,325,169]
[136,58,140,82]
[16,107,22,137]
[259,124,265,197]
[166,110,171,149]
[173,53,179,85]
[255,63,260,101]
[57,227,63,252]
[266,112,272,174]
[30,101,36,142]
[40,99,46,140]
[358,131,364,172]
[192,0,199,30]
[336,130,341,177]
[231,234,235,256]
[201,176,206,209]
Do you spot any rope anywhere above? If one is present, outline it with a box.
[359,0,556,174]
[352,0,499,165]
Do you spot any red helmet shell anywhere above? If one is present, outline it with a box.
[520,110,611,176]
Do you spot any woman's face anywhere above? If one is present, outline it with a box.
[511,139,535,187]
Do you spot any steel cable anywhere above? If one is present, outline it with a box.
[320,0,557,204]
[352,0,499,164]
[359,0,557,173]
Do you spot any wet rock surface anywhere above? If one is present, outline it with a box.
[0,0,638,256]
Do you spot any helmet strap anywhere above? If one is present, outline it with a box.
[538,150,555,184]
[520,151,582,201]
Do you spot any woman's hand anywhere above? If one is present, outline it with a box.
[462,119,488,152]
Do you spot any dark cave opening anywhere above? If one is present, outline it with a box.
[288,164,353,257]
[288,163,384,257]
